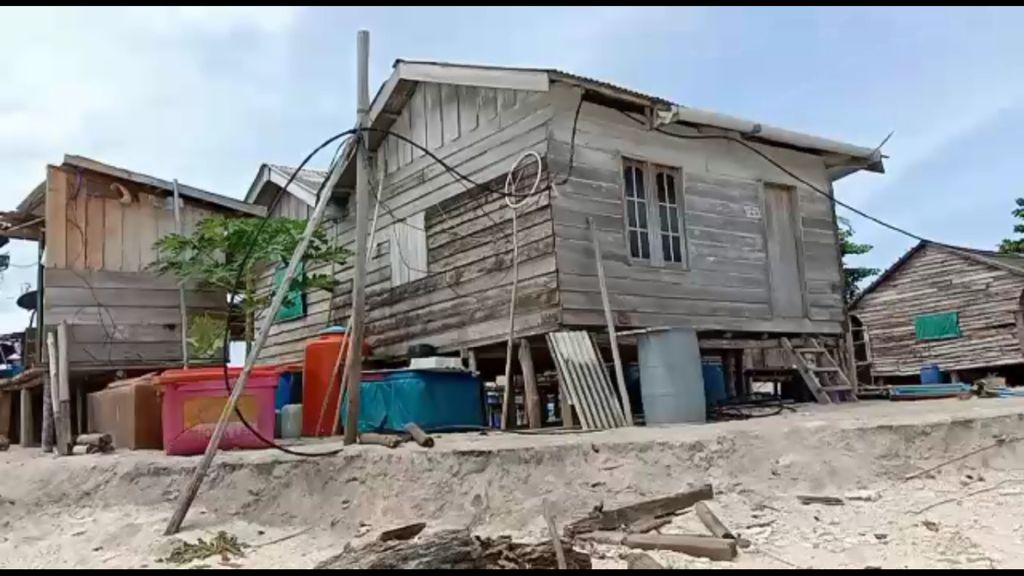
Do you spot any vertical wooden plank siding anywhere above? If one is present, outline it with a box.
[85,195,105,270]
[103,197,123,272]
[45,166,68,269]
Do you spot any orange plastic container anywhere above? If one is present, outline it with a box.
[302,327,371,436]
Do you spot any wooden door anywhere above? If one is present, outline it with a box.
[763,183,806,319]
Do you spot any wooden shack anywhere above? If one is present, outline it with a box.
[247,60,886,412]
[0,155,265,444]
[850,241,1024,384]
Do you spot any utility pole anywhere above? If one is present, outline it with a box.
[343,30,370,446]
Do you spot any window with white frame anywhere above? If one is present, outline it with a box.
[621,159,687,267]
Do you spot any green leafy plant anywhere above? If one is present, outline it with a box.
[998,198,1024,254]
[838,216,880,304]
[150,215,349,344]
[187,313,227,361]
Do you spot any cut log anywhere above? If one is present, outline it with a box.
[694,501,735,539]
[378,522,427,542]
[74,432,114,454]
[625,552,665,569]
[578,531,737,561]
[565,484,714,536]
[403,422,434,448]
[626,516,673,534]
[316,529,591,569]
[797,495,844,506]
[359,433,404,449]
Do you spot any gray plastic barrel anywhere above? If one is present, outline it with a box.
[637,328,706,424]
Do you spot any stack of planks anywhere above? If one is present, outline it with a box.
[546,331,627,430]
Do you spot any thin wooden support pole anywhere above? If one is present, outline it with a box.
[172,179,189,368]
[342,29,371,446]
[163,86,351,537]
[587,217,633,425]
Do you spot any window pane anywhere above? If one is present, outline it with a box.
[656,173,666,204]
[635,169,645,200]
[671,236,682,263]
[623,166,635,199]
[637,202,648,229]
[669,207,679,233]
[640,233,650,259]
[661,235,671,262]
[659,205,669,232]
[665,175,676,204]
[628,230,639,258]
[627,199,637,227]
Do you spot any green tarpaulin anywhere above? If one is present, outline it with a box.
[914,311,960,341]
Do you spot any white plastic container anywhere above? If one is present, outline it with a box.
[281,404,303,439]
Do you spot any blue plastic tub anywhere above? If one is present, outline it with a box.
[342,369,484,433]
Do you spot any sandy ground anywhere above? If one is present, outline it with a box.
[4,397,1024,568]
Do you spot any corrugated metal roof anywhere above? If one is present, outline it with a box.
[267,164,329,196]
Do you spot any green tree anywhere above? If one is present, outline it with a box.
[838,216,880,304]
[998,198,1024,254]
[149,215,349,346]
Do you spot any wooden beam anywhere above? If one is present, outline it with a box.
[518,339,542,428]
[20,388,36,447]
[587,217,633,425]
[565,484,714,536]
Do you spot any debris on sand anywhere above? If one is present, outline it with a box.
[316,529,591,569]
[160,531,247,565]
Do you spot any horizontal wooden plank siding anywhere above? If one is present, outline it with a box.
[255,83,557,363]
[852,244,1024,376]
[547,87,843,334]
[42,269,227,369]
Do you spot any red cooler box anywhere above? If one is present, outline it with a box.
[158,367,278,456]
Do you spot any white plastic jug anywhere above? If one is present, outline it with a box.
[281,404,303,439]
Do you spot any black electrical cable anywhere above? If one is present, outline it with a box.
[216,128,359,458]
[215,122,554,458]
[554,94,585,186]
[614,109,940,247]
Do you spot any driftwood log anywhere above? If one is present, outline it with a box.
[578,531,737,561]
[358,433,405,449]
[75,433,114,454]
[403,422,434,448]
[694,501,735,539]
[565,484,714,537]
[316,529,591,569]
[626,516,673,534]
[378,522,427,542]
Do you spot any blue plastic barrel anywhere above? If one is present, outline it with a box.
[920,364,943,384]
[702,361,727,407]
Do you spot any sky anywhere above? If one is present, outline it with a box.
[2,6,1024,333]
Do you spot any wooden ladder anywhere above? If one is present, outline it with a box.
[780,337,858,404]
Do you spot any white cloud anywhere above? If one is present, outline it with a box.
[0,6,301,331]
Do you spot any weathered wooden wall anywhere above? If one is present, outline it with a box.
[546,83,844,335]
[43,165,231,369]
[256,81,558,363]
[853,244,1024,376]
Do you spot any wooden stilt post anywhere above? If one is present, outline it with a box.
[20,388,36,446]
[55,322,71,455]
[518,339,541,428]
[342,29,371,446]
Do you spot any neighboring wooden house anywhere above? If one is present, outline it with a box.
[248,60,885,397]
[0,155,265,442]
[850,241,1024,383]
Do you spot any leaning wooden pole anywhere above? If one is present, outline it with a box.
[587,217,633,425]
[342,30,371,446]
[163,92,353,540]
